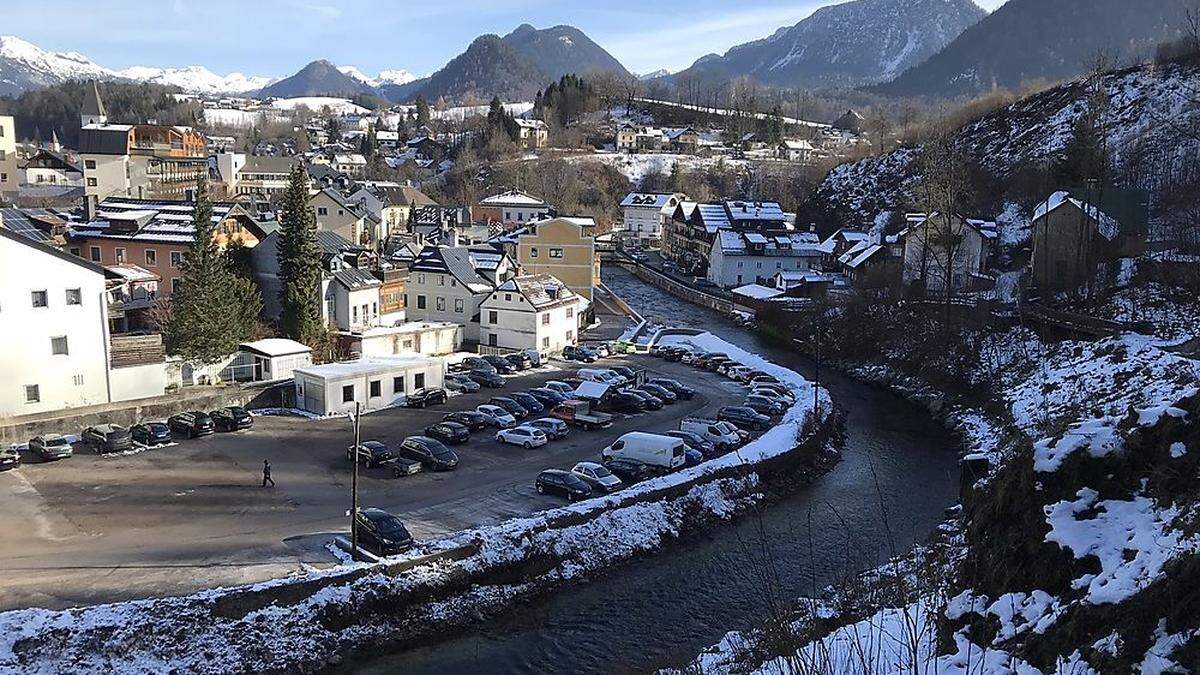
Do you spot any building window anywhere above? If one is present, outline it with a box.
[566,330,574,342]
[504,293,512,302]
[488,333,497,346]
[65,289,82,306]
[417,295,426,309]
[85,159,96,169]
[454,298,464,313]
[172,278,183,293]
[115,248,126,264]
[393,376,404,393]
[170,251,183,268]
[530,247,539,258]
[69,247,80,257]
[414,373,425,389]
[31,290,48,308]
[436,297,445,311]
[145,249,157,266]
[87,177,98,187]
[73,374,85,386]
[90,246,101,262]
[25,385,40,404]
[342,385,354,403]
[566,307,574,318]
[488,310,498,323]
[438,275,445,286]
[317,207,328,216]
[51,336,69,355]
[541,313,550,325]
[550,248,564,258]
[417,274,425,284]
[352,306,359,323]
[542,336,550,348]
[369,380,381,398]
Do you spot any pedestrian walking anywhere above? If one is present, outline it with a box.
[262,459,275,488]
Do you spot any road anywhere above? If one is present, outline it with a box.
[0,355,746,611]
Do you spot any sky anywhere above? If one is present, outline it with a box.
[4,0,1010,79]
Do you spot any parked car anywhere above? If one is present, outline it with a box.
[354,508,413,556]
[535,469,592,501]
[649,378,695,400]
[521,349,545,367]
[603,457,654,484]
[406,388,448,408]
[604,391,647,414]
[623,388,664,410]
[543,381,576,397]
[489,396,529,419]
[600,432,688,472]
[211,406,253,432]
[476,404,517,428]
[28,434,73,461]
[462,356,496,374]
[397,436,459,471]
[744,394,786,416]
[680,350,708,366]
[509,392,545,414]
[611,366,637,383]
[718,406,772,432]
[81,424,133,454]
[527,388,567,407]
[571,461,622,493]
[705,356,734,372]
[423,421,471,445]
[505,352,533,370]
[131,422,172,446]
[749,374,782,387]
[680,418,741,451]
[750,388,794,407]
[347,440,394,468]
[662,347,691,362]
[496,425,549,448]
[526,417,569,440]
[468,371,506,388]
[640,383,678,404]
[0,446,20,471]
[443,410,490,432]
[444,373,481,393]
[591,343,613,358]
[751,383,794,402]
[682,448,705,467]
[483,355,516,374]
[168,411,215,439]
[579,368,625,386]
[664,430,718,458]
[726,365,755,382]
[562,345,597,363]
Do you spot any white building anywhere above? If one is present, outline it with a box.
[405,245,513,342]
[225,338,313,382]
[0,115,18,199]
[293,354,444,415]
[707,230,827,289]
[342,321,463,358]
[475,190,551,225]
[619,192,684,245]
[479,274,583,352]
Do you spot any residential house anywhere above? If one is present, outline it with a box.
[832,109,866,134]
[351,182,438,240]
[311,187,380,247]
[375,130,400,150]
[514,216,599,302]
[665,127,700,154]
[514,118,549,149]
[777,139,815,163]
[0,226,165,417]
[472,189,551,226]
[707,230,826,289]
[665,200,791,272]
[339,321,463,359]
[479,274,584,352]
[67,197,267,297]
[615,124,666,152]
[0,115,17,199]
[901,213,996,294]
[620,192,685,245]
[404,245,514,342]
[214,154,295,199]
[21,148,83,187]
[407,136,447,162]
[332,153,367,177]
[224,338,313,383]
[819,228,869,269]
[1029,189,1147,293]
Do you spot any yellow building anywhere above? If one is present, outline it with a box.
[514,217,599,302]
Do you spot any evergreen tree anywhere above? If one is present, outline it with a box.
[415,95,431,128]
[277,165,325,344]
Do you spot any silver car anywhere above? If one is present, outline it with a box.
[571,461,623,493]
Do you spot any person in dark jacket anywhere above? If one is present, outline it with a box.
[262,459,275,487]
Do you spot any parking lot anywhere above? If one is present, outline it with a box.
[0,354,751,610]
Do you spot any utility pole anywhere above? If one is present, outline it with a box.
[813,325,821,419]
[350,401,361,562]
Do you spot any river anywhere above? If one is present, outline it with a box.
[342,267,961,674]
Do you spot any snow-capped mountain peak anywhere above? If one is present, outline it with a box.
[337,65,417,88]
[115,65,274,95]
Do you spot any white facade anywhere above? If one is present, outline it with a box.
[346,322,463,358]
[293,355,444,415]
[479,276,582,352]
[0,229,112,416]
[620,193,683,243]
[707,231,825,289]
[0,116,16,197]
[405,269,487,341]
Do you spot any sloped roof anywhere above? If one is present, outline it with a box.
[240,338,312,358]
[620,193,677,209]
[731,284,782,300]
[82,80,106,118]
[332,266,381,291]
[479,189,548,208]
[1032,191,1120,241]
[411,245,494,293]
[496,274,578,310]
[70,197,262,244]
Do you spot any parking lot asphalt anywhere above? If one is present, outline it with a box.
[0,355,750,610]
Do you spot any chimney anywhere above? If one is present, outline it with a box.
[85,194,99,222]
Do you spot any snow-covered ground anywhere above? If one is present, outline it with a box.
[567,151,749,186]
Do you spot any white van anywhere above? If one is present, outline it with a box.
[600,432,687,471]
[578,368,625,386]
[680,418,741,450]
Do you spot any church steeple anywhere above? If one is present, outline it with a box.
[81,79,108,127]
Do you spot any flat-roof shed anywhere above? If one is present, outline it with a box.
[293,355,444,415]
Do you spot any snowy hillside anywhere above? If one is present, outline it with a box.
[817,61,1200,222]
[116,66,273,95]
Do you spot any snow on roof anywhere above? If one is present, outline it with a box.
[845,245,883,269]
[731,284,783,300]
[294,354,438,380]
[744,232,769,244]
[105,264,159,283]
[479,189,548,207]
[240,338,312,357]
[1032,191,1120,241]
[620,193,677,209]
[573,381,610,400]
[350,321,459,339]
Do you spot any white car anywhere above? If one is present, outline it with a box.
[544,381,575,396]
[495,425,548,448]
[476,404,517,428]
[750,388,794,406]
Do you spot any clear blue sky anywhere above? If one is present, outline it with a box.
[5,0,1010,78]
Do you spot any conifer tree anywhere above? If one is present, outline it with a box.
[415,95,431,128]
[277,165,324,344]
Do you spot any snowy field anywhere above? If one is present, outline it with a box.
[567,151,749,186]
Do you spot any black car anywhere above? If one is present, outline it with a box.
[489,396,529,419]
[611,366,637,383]
[348,440,394,468]
[640,383,678,404]
[468,370,507,388]
[662,347,689,362]
[81,424,133,453]
[744,396,786,417]
[603,457,654,484]
[665,430,718,459]
[505,352,533,370]
[462,357,497,374]
[718,406,772,432]
[527,388,567,407]
[406,388,448,408]
[624,389,664,410]
[649,377,695,400]
[562,345,597,363]
[397,436,459,471]
[0,446,20,471]
[443,410,490,432]
[535,469,592,501]
[605,392,646,414]
[168,411,215,439]
[510,392,545,414]
[131,422,172,446]
[424,421,471,445]
[355,508,414,556]
[211,406,253,432]
[483,355,516,374]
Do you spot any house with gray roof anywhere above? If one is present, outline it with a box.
[404,244,515,342]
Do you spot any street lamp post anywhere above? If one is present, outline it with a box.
[350,401,361,562]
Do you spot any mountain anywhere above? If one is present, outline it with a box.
[638,69,673,81]
[501,24,631,80]
[0,35,112,96]
[878,0,1191,98]
[115,66,272,95]
[669,0,986,90]
[258,59,377,98]
[337,65,417,88]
